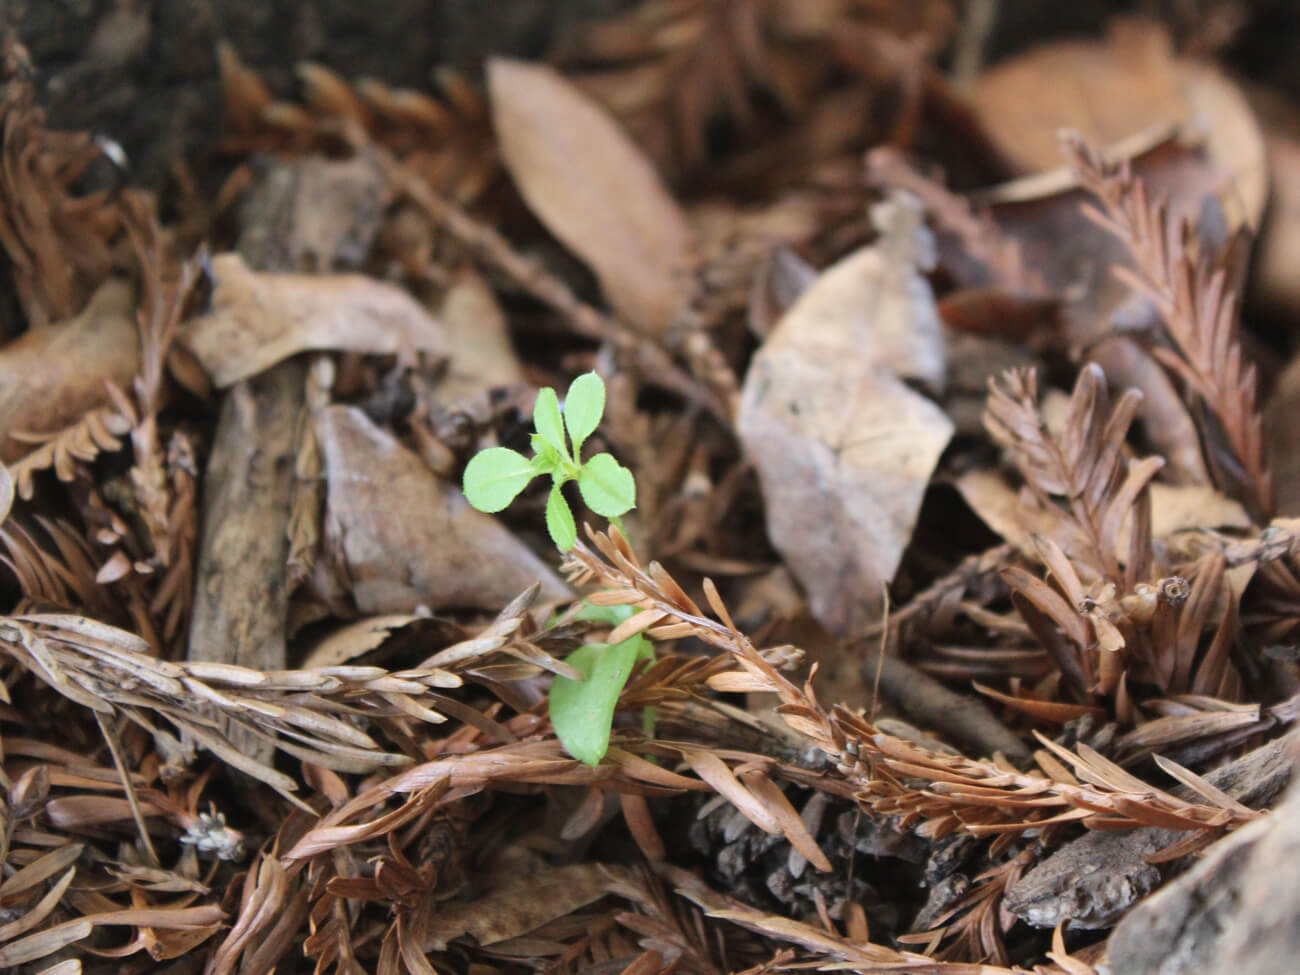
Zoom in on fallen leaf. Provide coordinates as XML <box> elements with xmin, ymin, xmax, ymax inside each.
<box><xmin>1266</xmin><ymin>353</ymin><xmax>1300</xmax><ymax>516</ymax></box>
<box><xmin>299</xmin><ymin>614</ymin><xmax>425</xmax><ymax>669</ymax></box>
<box><xmin>488</xmin><ymin>57</ymin><xmax>696</xmax><ymax>337</ymax></box>
<box><xmin>434</xmin><ymin>269</ymin><xmax>524</xmax><ymax>403</ymax></box>
<box><xmin>0</xmin><ymin>279</ymin><xmax>138</xmax><ymax>463</ymax></box>
<box><xmin>969</xmin><ymin>139</ymin><xmax>1232</xmax><ymax>486</ymax></box>
<box><xmin>316</xmin><ymin>405</ymin><xmax>569</xmax><ymax>613</ymax></box>
<box><xmin>423</xmin><ymin>863</ymin><xmax>621</xmax><ymax>950</ymax></box>
<box><xmin>971</xmin><ymin>17</ymin><xmax>1266</xmax><ymax>228</ymax></box>
<box><xmin>957</xmin><ymin>468</ymin><xmax>1252</xmax><ymax>556</ymax></box>
<box><xmin>737</xmin><ymin>191</ymin><xmax>953</xmax><ymax>633</ymax></box>
<box><xmin>182</xmin><ymin>253</ymin><xmax>445</xmax><ymax>387</ymax></box>
<box><xmin>1247</xmin><ymin>84</ymin><xmax>1300</xmax><ymax>319</ymax></box>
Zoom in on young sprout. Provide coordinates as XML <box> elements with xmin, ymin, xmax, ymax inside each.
<box><xmin>462</xmin><ymin>372</ymin><xmax>644</xmax><ymax>764</ymax></box>
<box><xmin>462</xmin><ymin>372</ymin><xmax>635</xmax><ymax>550</ymax></box>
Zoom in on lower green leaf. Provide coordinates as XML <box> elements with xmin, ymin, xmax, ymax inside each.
<box><xmin>546</xmin><ymin>484</ymin><xmax>577</xmax><ymax>550</ymax></box>
<box><xmin>550</xmin><ymin>635</ymin><xmax>646</xmax><ymax>765</ymax></box>
<box><xmin>462</xmin><ymin>447</ymin><xmax>537</xmax><ymax>513</ymax></box>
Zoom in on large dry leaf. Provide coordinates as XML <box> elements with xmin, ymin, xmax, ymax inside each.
<box><xmin>434</xmin><ymin>269</ymin><xmax>524</xmax><ymax>403</ymax></box>
<box><xmin>488</xmin><ymin>57</ymin><xmax>696</xmax><ymax>337</ymax></box>
<box><xmin>737</xmin><ymin>192</ymin><xmax>952</xmax><ymax>634</ymax></box>
<box><xmin>316</xmin><ymin>405</ymin><xmax>568</xmax><ymax>612</ymax></box>
<box><xmin>0</xmin><ymin>279</ymin><xmax>138</xmax><ymax>463</ymax></box>
<box><xmin>182</xmin><ymin>253</ymin><xmax>445</xmax><ymax>387</ymax></box>
<box><xmin>972</xmin><ymin>17</ymin><xmax>1266</xmax><ymax>228</ymax></box>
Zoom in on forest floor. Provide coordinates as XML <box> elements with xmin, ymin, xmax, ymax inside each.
<box><xmin>2</xmin><ymin>2</ymin><xmax>1300</xmax><ymax>973</ymax></box>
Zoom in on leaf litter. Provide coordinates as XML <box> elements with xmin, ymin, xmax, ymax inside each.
<box><xmin>2</xmin><ymin>6</ymin><xmax>1300</xmax><ymax>975</ymax></box>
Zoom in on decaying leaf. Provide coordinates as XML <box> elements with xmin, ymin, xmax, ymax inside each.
<box><xmin>182</xmin><ymin>253</ymin><xmax>446</xmax><ymax>387</ymax></box>
<box><xmin>0</xmin><ymin>279</ymin><xmax>138</xmax><ymax>463</ymax></box>
<box><xmin>971</xmin><ymin>16</ymin><xmax>1266</xmax><ymax>229</ymax></box>
<box><xmin>316</xmin><ymin>405</ymin><xmax>569</xmax><ymax>612</ymax></box>
<box><xmin>737</xmin><ymin>191</ymin><xmax>952</xmax><ymax>633</ymax></box>
<box><xmin>488</xmin><ymin>57</ymin><xmax>697</xmax><ymax>337</ymax></box>
<box><xmin>424</xmin><ymin>864</ymin><xmax>626</xmax><ymax>950</ymax></box>
<box><xmin>434</xmin><ymin>269</ymin><xmax>524</xmax><ymax>404</ymax></box>
<box><xmin>957</xmin><ymin>469</ymin><xmax>1252</xmax><ymax>558</ymax></box>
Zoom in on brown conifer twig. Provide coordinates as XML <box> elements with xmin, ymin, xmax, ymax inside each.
<box><xmin>1062</xmin><ymin>132</ymin><xmax>1273</xmax><ymax>518</ymax></box>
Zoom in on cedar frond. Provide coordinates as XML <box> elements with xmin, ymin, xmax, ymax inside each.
<box><xmin>7</xmin><ymin>405</ymin><xmax>134</xmax><ymax>499</ymax></box>
<box><xmin>0</xmin><ymin>77</ymin><xmax>122</xmax><ymax>328</ymax></box>
<box><xmin>566</xmin><ymin>527</ymin><xmax>1259</xmax><ymax>849</ymax></box>
<box><xmin>1063</xmin><ymin>132</ymin><xmax>1273</xmax><ymax>518</ymax></box>
<box><xmin>985</xmin><ymin>364</ymin><xmax>1159</xmax><ymax>587</ymax></box>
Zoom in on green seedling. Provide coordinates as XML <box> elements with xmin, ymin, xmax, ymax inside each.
<box><xmin>462</xmin><ymin>372</ymin><xmax>635</xmax><ymax>551</ymax></box>
<box><xmin>462</xmin><ymin>372</ymin><xmax>644</xmax><ymax>764</ymax></box>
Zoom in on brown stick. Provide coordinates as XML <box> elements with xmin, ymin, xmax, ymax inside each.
<box><xmin>858</xmin><ymin>647</ymin><xmax>1031</xmax><ymax>764</ymax></box>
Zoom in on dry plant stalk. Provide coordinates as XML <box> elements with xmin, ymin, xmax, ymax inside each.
<box><xmin>1063</xmin><ymin>132</ymin><xmax>1273</xmax><ymax>518</ymax></box>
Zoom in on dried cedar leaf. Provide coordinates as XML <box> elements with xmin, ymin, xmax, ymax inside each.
<box><xmin>183</xmin><ymin>254</ymin><xmax>446</xmax><ymax>387</ymax></box>
<box><xmin>316</xmin><ymin>405</ymin><xmax>569</xmax><ymax>612</ymax></box>
<box><xmin>737</xmin><ymin>192</ymin><xmax>952</xmax><ymax>633</ymax></box>
<box><xmin>488</xmin><ymin>58</ymin><xmax>696</xmax><ymax>337</ymax></box>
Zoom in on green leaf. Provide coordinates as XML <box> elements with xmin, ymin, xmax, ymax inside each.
<box><xmin>563</xmin><ymin>372</ymin><xmax>605</xmax><ymax>459</ymax></box>
<box><xmin>577</xmin><ymin>453</ymin><xmax>636</xmax><ymax>517</ymax></box>
<box><xmin>462</xmin><ymin>447</ymin><xmax>537</xmax><ymax>513</ymax></box>
<box><xmin>533</xmin><ymin>387</ymin><xmax>569</xmax><ymax>460</ymax></box>
<box><xmin>550</xmin><ymin>636</ymin><xmax>645</xmax><ymax>765</ymax></box>
<box><xmin>530</xmin><ymin>435</ymin><xmax>562</xmax><ymax>474</ymax></box>
<box><xmin>546</xmin><ymin>484</ymin><xmax>577</xmax><ymax>550</ymax></box>
<box><xmin>574</xmin><ymin>602</ymin><xmax>636</xmax><ymax>626</ymax></box>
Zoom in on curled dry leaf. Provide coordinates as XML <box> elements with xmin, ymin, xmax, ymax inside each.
<box><xmin>316</xmin><ymin>405</ymin><xmax>569</xmax><ymax>613</ymax></box>
<box><xmin>737</xmin><ymin>191</ymin><xmax>952</xmax><ymax>633</ymax></box>
<box><xmin>971</xmin><ymin>16</ymin><xmax>1266</xmax><ymax>229</ymax></box>
<box><xmin>0</xmin><ymin>279</ymin><xmax>138</xmax><ymax>463</ymax></box>
<box><xmin>488</xmin><ymin>57</ymin><xmax>696</xmax><ymax>337</ymax></box>
<box><xmin>182</xmin><ymin>253</ymin><xmax>445</xmax><ymax>387</ymax></box>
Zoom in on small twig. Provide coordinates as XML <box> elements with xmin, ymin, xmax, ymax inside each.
<box><xmin>1064</xmin><ymin>132</ymin><xmax>1273</xmax><ymax>518</ymax></box>
<box><xmin>858</xmin><ymin>646</ymin><xmax>1031</xmax><ymax>764</ymax></box>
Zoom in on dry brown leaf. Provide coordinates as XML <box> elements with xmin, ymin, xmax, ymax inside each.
<box><xmin>488</xmin><ymin>57</ymin><xmax>696</xmax><ymax>337</ymax></box>
<box><xmin>1248</xmin><ymin>85</ymin><xmax>1300</xmax><ymax>318</ymax></box>
<box><xmin>1266</xmin><ymin>352</ymin><xmax>1300</xmax><ymax>517</ymax></box>
<box><xmin>0</xmin><ymin>279</ymin><xmax>138</xmax><ymax>463</ymax></box>
<box><xmin>957</xmin><ymin>469</ymin><xmax>1251</xmax><ymax>557</ymax></box>
<box><xmin>182</xmin><ymin>253</ymin><xmax>445</xmax><ymax>387</ymax></box>
<box><xmin>737</xmin><ymin>191</ymin><xmax>952</xmax><ymax>633</ymax></box>
<box><xmin>971</xmin><ymin>17</ymin><xmax>1266</xmax><ymax>228</ymax></box>
<box><xmin>316</xmin><ymin>405</ymin><xmax>569</xmax><ymax>612</ymax></box>
<box><xmin>423</xmin><ymin>863</ymin><xmax>623</xmax><ymax>950</ymax></box>
<box><xmin>299</xmin><ymin>614</ymin><xmax>425</xmax><ymax>669</ymax></box>
<box><xmin>434</xmin><ymin>269</ymin><xmax>524</xmax><ymax>403</ymax></box>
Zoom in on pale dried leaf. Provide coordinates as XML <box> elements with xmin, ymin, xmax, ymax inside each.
<box><xmin>183</xmin><ymin>253</ymin><xmax>446</xmax><ymax>387</ymax></box>
<box><xmin>737</xmin><ymin>191</ymin><xmax>952</xmax><ymax>633</ymax></box>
